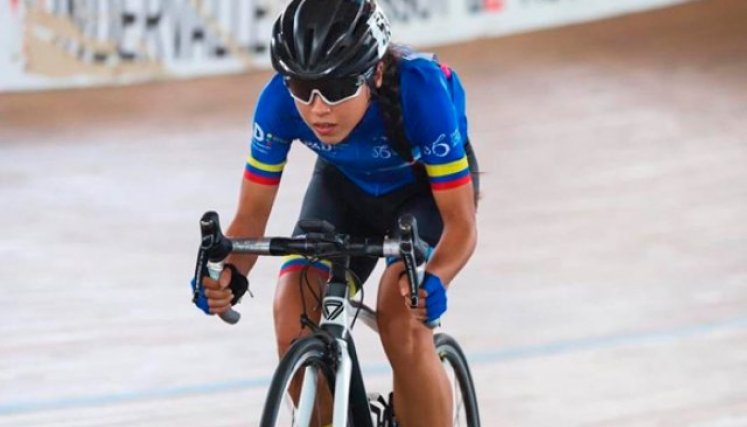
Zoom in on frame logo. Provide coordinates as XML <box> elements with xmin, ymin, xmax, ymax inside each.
<box><xmin>323</xmin><ymin>300</ymin><xmax>344</xmax><ymax>320</ymax></box>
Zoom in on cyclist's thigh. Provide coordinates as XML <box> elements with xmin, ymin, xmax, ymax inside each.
<box><xmin>376</xmin><ymin>189</ymin><xmax>442</xmax><ymax>320</ymax></box>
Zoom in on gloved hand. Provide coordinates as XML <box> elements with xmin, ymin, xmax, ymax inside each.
<box><xmin>398</xmin><ymin>271</ymin><xmax>447</xmax><ymax>326</ymax></box>
<box><xmin>191</xmin><ymin>264</ymin><xmax>248</xmax><ymax>315</ymax></box>
<box><xmin>421</xmin><ymin>272</ymin><xmax>446</xmax><ymax>324</ymax></box>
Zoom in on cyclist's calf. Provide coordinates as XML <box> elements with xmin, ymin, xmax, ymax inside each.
<box><xmin>273</xmin><ymin>270</ymin><xmax>327</xmax><ymax>356</ymax></box>
<box><xmin>272</xmin><ymin>270</ymin><xmax>335</xmax><ymax>425</ymax></box>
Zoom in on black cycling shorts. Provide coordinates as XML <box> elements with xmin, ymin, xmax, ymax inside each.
<box><xmin>289</xmin><ymin>142</ymin><xmax>480</xmax><ymax>287</ymax></box>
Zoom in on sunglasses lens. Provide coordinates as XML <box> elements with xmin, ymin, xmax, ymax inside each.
<box><xmin>284</xmin><ymin>79</ymin><xmax>314</xmax><ymax>103</ymax></box>
<box><xmin>285</xmin><ymin>76</ymin><xmax>363</xmax><ymax>104</ymax></box>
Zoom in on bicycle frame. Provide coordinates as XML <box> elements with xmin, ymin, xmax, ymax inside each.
<box><xmin>297</xmin><ymin>256</ymin><xmax>426</xmax><ymax>426</ymax></box>
<box><xmin>194</xmin><ymin>211</ymin><xmax>430</xmax><ymax>427</ymax></box>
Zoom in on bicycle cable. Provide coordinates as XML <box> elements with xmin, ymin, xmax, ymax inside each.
<box><xmin>346</xmin><ymin>266</ymin><xmax>364</xmax><ymax>330</ymax></box>
<box><xmin>296</xmin><ymin>256</ymin><xmax>366</xmax><ymax>331</ymax></box>
<box><xmin>296</xmin><ymin>256</ymin><xmax>325</xmax><ymax>333</ymax></box>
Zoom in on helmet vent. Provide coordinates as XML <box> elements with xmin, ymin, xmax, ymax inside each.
<box><xmin>328</xmin><ymin>22</ymin><xmax>347</xmax><ymax>42</ymax></box>
<box><xmin>303</xmin><ymin>29</ymin><xmax>315</xmax><ymax>67</ymax></box>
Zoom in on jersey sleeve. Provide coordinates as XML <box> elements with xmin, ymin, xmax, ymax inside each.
<box><xmin>244</xmin><ymin>74</ymin><xmax>294</xmax><ymax>185</ymax></box>
<box><xmin>400</xmin><ymin>59</ymin><xmax>471</xmax><ymax>191</ymax></box>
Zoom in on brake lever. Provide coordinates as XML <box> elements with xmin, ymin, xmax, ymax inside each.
<box><xmin>398</xmin><ymin>215</ymin><xmax>420</xmax><ymax>308</ymax></box>
<box><xmin>398</xmin><ymin>215</ymin><xmax>440</xmax><ymax>329</ymax></box>
<box><xmin>196</xmin><ymin>211</ymin><xmax>240</xmax><ymax>325</ymax></box>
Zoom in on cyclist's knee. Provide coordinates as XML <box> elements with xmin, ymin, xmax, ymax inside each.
<box><xmin>380</xmin><ymin>314</ymin><xmax>434</xmax><ymax>367</ymax></box>
<box><xmin>377</xmin><ymin>266</ymin><xmax>434</xmax><ymax>365</ymax></box>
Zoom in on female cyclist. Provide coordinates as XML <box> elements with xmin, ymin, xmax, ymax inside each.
<box><xmin>196</xmin><ymin>0</ymin><xmax>479</xmax><ymax>425</ymax></box>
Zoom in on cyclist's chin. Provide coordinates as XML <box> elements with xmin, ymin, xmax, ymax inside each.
<box><xmin>314</xmin><ymin>129</ymin><xmax>349</xmax><ymax>145</ymax></box>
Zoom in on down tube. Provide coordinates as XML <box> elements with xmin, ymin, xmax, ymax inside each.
<box><xmin>333</xmin><ymin>339</ymin><xmax>352</xmax><ymax>426</ymax></box>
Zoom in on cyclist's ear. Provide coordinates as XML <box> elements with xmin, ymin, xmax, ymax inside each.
<box><xmin>374</xmin><ymin>61</ymin><xmax>385</xmax><ymax>88</ymax></box>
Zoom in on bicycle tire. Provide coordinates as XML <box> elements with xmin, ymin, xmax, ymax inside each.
<box><xmin>434</xmin><ymin>333</ymin><xmax>481</xmax><ymax>427</ymax></box>
<box><xmin>260</xmin><ymin>335</ymin><xmax>342</xmax><ymax>427</ymax></box>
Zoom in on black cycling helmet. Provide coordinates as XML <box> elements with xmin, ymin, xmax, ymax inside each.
<box><xmin>271</xmin><ymin>0</ymin><xmax>391</xmax><ymax>79</ymax></box>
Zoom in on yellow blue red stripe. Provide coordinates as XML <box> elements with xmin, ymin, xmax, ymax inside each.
<box><xmin>279</xmin><ymin>255</ymin><xmax>331</xmax><ymax>277</ymax></box>
<box><xmin>278</xmin><ymin>255</ymin><xmax>359</xmax><ymax>295</ymax></box>
<box><xmin>425</xmin><ymin>156</ymin><xmax>471</xmax><ymax>190</ymax></box>
<box><xmin>244</xmin><ymin>154</ymin><xmax>285</xmax><ymax>185</ymax></box>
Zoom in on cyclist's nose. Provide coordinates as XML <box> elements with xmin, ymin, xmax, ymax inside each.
<box><xmin>310</xmin><ymin>93</ymin><xmax>332</xmax><ymax>115</ymax></box>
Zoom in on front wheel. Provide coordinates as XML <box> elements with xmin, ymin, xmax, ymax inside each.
<box><xmin>435</xmin><ymin>333</ymin><xmax>481</xmax><ymax>427</ymax></box>
<box><xmin>260</xmin><ymin>336</ymin><xmax>339</xmax><ymax>427</ymax></box>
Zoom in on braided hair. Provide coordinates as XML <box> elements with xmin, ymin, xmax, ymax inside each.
<box><xmin>373</xmin><ymin>44</ymin><xmax>414</xmax><ymax>163</ymax></box>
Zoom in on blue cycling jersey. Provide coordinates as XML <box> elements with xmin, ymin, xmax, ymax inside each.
<box><xmin>245</xmin><ymin>53</ymin><xmax>471</xmax><ymax>196</ymax></box>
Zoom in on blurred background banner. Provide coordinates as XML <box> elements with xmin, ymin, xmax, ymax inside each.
<box><xmin>0</xmin><ymin>0</ymin><xmax>275</xmax><ymax>91</ymax></box>
<box><xmin>0</xmin><ymin>0</ymin><xmax>691</xmax><ymax>93</ymax></box>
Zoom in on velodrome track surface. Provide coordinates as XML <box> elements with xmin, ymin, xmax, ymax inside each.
<box><xmin>1</xmin><ymin>0</ymin><xmax>746</xmax><ymax>425</ymax></box>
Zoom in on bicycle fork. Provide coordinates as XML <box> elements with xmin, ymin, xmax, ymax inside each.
<box><xmin>321</xmin><ymin>285</ymin><xmax>400</xmax><ymax>426</ymax></box>
<box><xmin>295</xmin><ymin>278</ymin><xmax>359</xmax><ymax>427</ymax></box>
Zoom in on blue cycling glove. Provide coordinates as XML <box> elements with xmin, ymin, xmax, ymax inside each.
<box><xmin>191</xmin><ymin>277</ymin><xmax>211</xmax><ymax>315</ymax></box>
<box><xmin>422</xmin><ymin>272</ymin><xmax>447</xmax><ymax>323</ymax></box>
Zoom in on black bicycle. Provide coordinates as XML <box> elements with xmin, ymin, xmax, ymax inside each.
<box><xmin>193</xmin><ymin>211</ymin><xmax>480</xmax><ymax>426</ymax></box>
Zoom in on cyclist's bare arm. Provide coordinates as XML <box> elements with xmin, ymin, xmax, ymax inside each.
<box><xmin>226</xmin><ymin>179</ymin><xmax>280</xmax><ymax>276</ymax></box>
<box><xmin>425</xmin><ymin>182</ymin><xmax>477</xmax><ymax>287</ymax></box>
<box><xmin>201</xmin><ymin>180</ymin><xmax>279</xmax><ymax>315</ymax></box>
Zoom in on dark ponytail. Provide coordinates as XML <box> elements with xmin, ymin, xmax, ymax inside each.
<box><xmin>374</xmin><ymin>44</ymin><xmax>414</xmax><ymax>162</ymax></box>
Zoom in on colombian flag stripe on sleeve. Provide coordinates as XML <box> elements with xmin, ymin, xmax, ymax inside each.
<box><xmin>425</xmin><ymin>156</ymin><xmax>471</xmax><ymax>191</ymax></box>
<box><xmin>244</xmin><ymin>155</ymin><xmax>285</xmax><ymax>185</ymax></box>
<box><xmin>247</xmin><ymin>155</ymin><xmax>286</xmax><ymax>172</ymax></box>
<box><xmin>431</xmin><ymin>174</ymin><xmax>472</xmax><ymax>190</ymax></box>
<box><xmin>425</xmin><ymin>157</ymin><xmax>469</xmax><ymax>177</ymax></box>
<box><xmin>279</xmin><ymin>255</ymin><xmax>331</xmax><ymax>277</ymax></box>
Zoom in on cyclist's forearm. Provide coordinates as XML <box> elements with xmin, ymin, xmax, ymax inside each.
<box><xmin>426</xmin><ymin>218</ymin><xmax>477</xmax><ymax>287</ymax></box>
<box><xmin>224</xmin><ymin>180</ymin><xmax>279</xmax><ymax>276</ymax></box>
<box><xmin>426</xmin><ymin>182</ymin><xmax>478</xmax><ymax>286</ymax></box>
<box><xmin>224</xmin><ymin>214</ymin><xmax>270</xmax><ymax>276</ymax></box>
